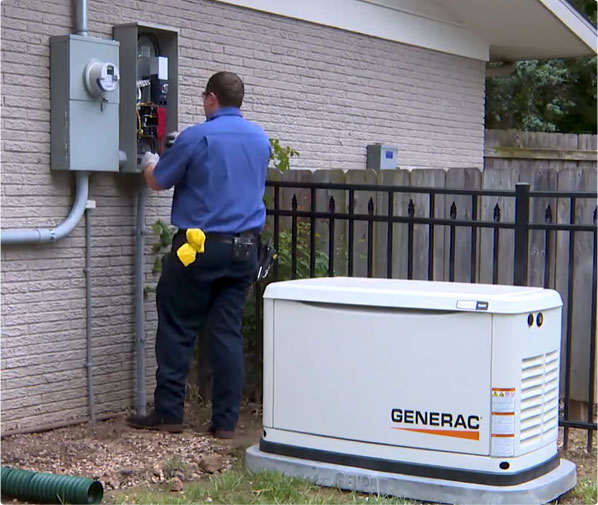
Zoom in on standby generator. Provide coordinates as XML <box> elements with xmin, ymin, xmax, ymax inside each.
<box><xmin>246</xmin><ymin>277</ymin><xmax>576</xmax><ymax>504</ymax></box>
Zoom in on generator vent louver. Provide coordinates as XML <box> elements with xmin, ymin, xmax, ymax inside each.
<box><xmin>520</xmin><ymin>350</ymin><xmax>559</xmax><ymax>451</ymax></box>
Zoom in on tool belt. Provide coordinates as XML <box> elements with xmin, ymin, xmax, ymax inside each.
<box><xmin>205</xmin><ymin>232</ymin><xmax>259</xmax><ymax>246</ymax></box>
<box><xmin>175</xmin><ymin>229</ymin><xmax>259</xmax><ymax>266</ymax></box>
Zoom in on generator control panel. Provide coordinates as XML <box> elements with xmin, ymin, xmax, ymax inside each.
<box><xmin>113</xmin><ymin>23</ymin><xmax>179</xmax><ymax>173</ymax></box>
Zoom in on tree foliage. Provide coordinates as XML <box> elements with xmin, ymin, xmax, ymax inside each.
<box><xmin>485</xmin><ymin>0</ymin><xmax>596</xmax><ymax>133</ymax></box>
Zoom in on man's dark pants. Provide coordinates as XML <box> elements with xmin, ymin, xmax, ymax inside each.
<box><xmin>153</xmin><ymin>231</ymin><xmax>257</xmax><ymax>431</ymax></box>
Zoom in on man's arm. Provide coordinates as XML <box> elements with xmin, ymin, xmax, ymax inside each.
<box><xmin>140</xmin><ymin>152</ymin><xmax>162</xmax><ymax>191</ymax></box>
<box><xmin>144</xmin><ymin>162</ymin><xmax>162</xmax><ymax>191</ymax></box>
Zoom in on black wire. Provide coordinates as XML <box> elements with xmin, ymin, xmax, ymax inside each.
<box><xmin>138</xmin><ymin>32</ymin><xmax>161</xmax><ymax>56</ymax></box>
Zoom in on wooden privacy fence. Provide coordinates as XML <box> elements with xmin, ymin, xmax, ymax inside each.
<box><xmin>255</xmin><ymin>165</ymin><xmax>597</xmax><ymax>449</ymax></box>
<box><xmin>485</xmin><ymin>130</ymin><xmax>597</xmax><ymax>173</ymax></box>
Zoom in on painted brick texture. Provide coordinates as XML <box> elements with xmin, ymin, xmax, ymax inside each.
<box><xmin>1</xmin><ymin>0</ymin><xmax>485</xmax><ymax>432</ymax></box>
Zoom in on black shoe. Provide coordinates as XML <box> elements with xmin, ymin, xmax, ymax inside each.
<box><xmin>127</xmin><ymin>411</ymin><xmax>184</xmax><ymax>433</ymax></box>
<box><xmin>207</xmin><ymin>424</ymin><xmax>235</xmax><ymax>439</ymax></box>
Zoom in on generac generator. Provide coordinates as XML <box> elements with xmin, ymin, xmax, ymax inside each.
<box><xmin>245</xmin><ymin>277</ymin><xmax>576</xmax><ymax>504</ymax></box>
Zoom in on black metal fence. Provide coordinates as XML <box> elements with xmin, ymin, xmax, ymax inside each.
<box><xmin>254</xmin><ymin>179</ymin><xmax>597</xmax><ymax>449</ymax></box>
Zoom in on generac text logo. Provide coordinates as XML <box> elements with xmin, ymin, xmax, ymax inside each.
<box><xmin>391</xmin><ymin>409</ymin><xmax>481</xmax><ymax>440</ymax></box>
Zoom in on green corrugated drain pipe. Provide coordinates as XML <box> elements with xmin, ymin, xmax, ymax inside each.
<box><xmin>1</xmin><ymin>466</ymin><xmax>103</xmax><ymax>504</ymax></box>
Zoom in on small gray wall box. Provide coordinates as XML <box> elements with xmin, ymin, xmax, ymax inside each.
<box><xmin>367</xmin><ymin>143</ymin><xmax>398</xmax><ymax>170</ymax></box>
<box><xmin>50</xmin><ymin>34</ymin><xmax>120</xmax><ymax>172</ymax></box>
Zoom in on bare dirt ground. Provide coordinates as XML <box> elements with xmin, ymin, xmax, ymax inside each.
<box><xmin>1</xmin><ymin>402</ymin><xmax>595</xmax><ymax>504</ymax></box>
<box><xmin>1</xmin><ymin>401</ymin><xmax>264</xmax><ymax>500</ymax></box>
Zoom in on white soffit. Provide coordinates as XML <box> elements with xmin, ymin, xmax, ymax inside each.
<box><xmin>438</xmin><ymin>0</ymin><xmax>597</xmax><ymax>61</ymax></box>
<box><xmin>212</xmin><ymin>0</ymin><xmax>490</xmax><ymax>61</ymax></box>
<box><xmin>212</xmin><ymin>0</ymin><xmax>596</xmax><ymax>61</ymax></box>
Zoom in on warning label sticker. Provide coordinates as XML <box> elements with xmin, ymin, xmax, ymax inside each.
<box><xmin>491</xmin><ymin>388</ymin><xmax>516</xmax><ymax>456</ymax></box>
<box><xmin>491</xmin><ymin>434</ymin><xmax>515</xmax><ymax>457</ymax></box>
<box><xmin>491</xmin><ymin>413</ymin><xmax>515</xmax><ymax>435</ymax></box>
<box><xmin>491</xmin><ymin>388</ymin><xmax>515</xmax><ymax>413</ymax></box>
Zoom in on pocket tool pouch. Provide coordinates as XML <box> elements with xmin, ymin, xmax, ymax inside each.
<box><xmin>232</xmin><ymin>235</ymin><xmax>255</xmax><ymax>262</ymax></box>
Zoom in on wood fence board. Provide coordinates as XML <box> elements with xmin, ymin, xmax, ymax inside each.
<box><xmin>279</xmin><ymin>170</ymin><xmax>315</xmax><ymax>279</ymax></box>
<box><xmin>518</xmin><ymin>167</ymin><xmax>558</xmax><ymax>288</ymax></box>
<box><xmin>375</xmin><ymin>170</ymin><xmax>410</xmax><ymax>279</ymax></box>
<box><xmin>445</xmin><ymin>168</ymin><xmax>482</xmax><ymax>283</ymax></box>
<box><xmin>410</xmin><ymin>169</ymin><xmax>447</xmax><ymax>281</ymax></box>
<box><xmin>484</xmin><ymin>131</ymin><xmax>597</xmax><ymax>172</ymax></box>
<box><xmin>312</xmin><ymin>170</ymin><xmax>347</xmax><ymax>276</ymax></box>
<box><xmin>556</xmin><ymin>168</ymin><xmax>597</xmax><ymax>407</ymax></box>
<box><xmin>480</xmin><ymin>167</ymin><xmax>517</xmax><ymax>285</ymax></box>
<box><xmin>345</xmin><ymin>170</ymin><xmax>378</xmax><ymax>278</ymax></box>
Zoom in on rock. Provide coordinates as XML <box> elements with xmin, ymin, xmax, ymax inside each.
<box><xmin>198</xmin><ymin>454</ymin><xmax>224</xmax><ymax>474</ymax></box>
<box><xmin>170</xmin><ymin>477</ymin><xmax>183</xmax><ymax>492</ymax></box>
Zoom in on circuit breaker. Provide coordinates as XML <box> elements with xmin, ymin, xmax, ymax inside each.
<box><xmin>50</xmin><ymin>35</ymin><xmax>120</xmax><ymax>171</ymax></box>
<box><xmin>113</xmin><ymin>23</ymin><xmax>179</xmax><ymax>173</ymax></box>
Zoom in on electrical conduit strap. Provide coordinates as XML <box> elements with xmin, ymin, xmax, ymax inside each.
<box><xmin>177</xmin><ymin>228</ymin><xmax>206</xmax><ymax>266</ymax></box>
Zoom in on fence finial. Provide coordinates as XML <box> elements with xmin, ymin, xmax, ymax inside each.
<box><xmin>450</xmin><ymin>202</ymin><xmax>457</xmax><ymax>220</ymax></box>
<box><xmin>493</xmin><ymin>203</ymin><xmax>501</xmax><ymax>222</ymax></box>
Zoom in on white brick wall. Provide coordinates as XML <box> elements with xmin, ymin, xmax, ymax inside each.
<box><xmin>1</xmin><ymin>0</ymin><xmax>485</xmax><ymax>432</ymax></box>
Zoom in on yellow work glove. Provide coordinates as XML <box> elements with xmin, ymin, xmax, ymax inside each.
<box><xmin>176</xmin><ymin>228</ymin><xmax>206</xmax><ymax>267</ymax></box>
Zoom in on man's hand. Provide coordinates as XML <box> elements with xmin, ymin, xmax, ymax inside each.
<box><xmin>140</xmin><ymin>151</ymin><xmax>160</xmax><ymax>169</ymax></box>
<box><xmin>141</xmin><ymin>151</ymin><xmax>162</xmax><ymax>191</ymax></box>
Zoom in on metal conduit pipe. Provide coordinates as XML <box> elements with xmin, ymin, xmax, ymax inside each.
<box><xmin>135</xmin><ymin>187</ymin><xmax>147</xmax><ymax>416</ymax></box>
<box><xmin>0</xmin><ymin>171</ymin><xmax>90</xmax><ymax>245</ymax></box>
<box><xmin>75</xmin><ymin>0</ymin><xmax>88</xmax><ymax>36</ymax></box>
<box><xmin>84</xmin><ymin>207</ymin><xmax>96</xmax><ymax>424</ymax></box>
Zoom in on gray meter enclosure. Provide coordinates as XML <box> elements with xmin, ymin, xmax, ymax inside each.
<box><xmin>50</xmin><ymin>35</ymin><xmax>120</xmax><ymax>171</ymax></box>
<box><xmin>113</xmin><ymin>23</ymin><xmax>179</xmax><ymax>173</ymax></box>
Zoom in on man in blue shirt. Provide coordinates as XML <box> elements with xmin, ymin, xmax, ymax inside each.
<box><xmin>128</xmin><ymin>72</ymin><xmax>270</xmax><ymax>438</ymax></box>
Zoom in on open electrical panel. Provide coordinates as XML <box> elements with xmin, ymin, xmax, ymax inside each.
<box><xmin>113</xmin><ymin>23</ymin><xmax>178</xmax><ymax>173</ymax></box>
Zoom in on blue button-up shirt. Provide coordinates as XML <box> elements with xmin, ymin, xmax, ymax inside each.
<box><xmin>153</xmin><ymin>107</ymin><xmax>270</xmax><ymax>233</ymax></box>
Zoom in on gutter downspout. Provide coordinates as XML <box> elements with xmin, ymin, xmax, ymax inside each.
<box><xmin>0</xmin><ymin>171</ymin><xmax>90</xmax><ymax>245</ymax></box>
<box><xmin>135</xmin><ymin>187</ymin><xmax>147</xmax><ymax>416</ymax></box>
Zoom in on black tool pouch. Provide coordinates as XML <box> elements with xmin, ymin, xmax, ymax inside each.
<box><xmin>232</xmin><ymin>236</ymin><xmax>255</xmax><ymax>262</ymax></box>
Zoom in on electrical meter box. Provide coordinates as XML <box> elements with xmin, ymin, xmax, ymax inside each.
<box><xmin>367</xmin><ymin>143</ymin><xmax>398</xmax><ymax>170</ymax></box>
<box><xmin>50</xmin><ymin>34</ymin><xmax>120</xmax><ymax>171</ymax></box>
<box><xmin>113</xmin><ymin>23</ymin><xmax>179</xmax><ymax>173</ymax></box>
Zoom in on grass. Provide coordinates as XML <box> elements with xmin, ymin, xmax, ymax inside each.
<box><xmin>110</xmin><ymin>462</ymin><xmax>598</xmax><ymax>505</ymax></box>
<box><xmin>112</xmin><ymin>467</ymin><xmax>412</xmax><ymax>505</ymax></box>
<box><xmin>109</xmin><ymin>436</ymin><xmax>596</xmax><ymax>505</ymax></box>
<box><xmin>559</xmin><ymin>478</ymin><xmax>598</xmax><ymax>504</ymax></box>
